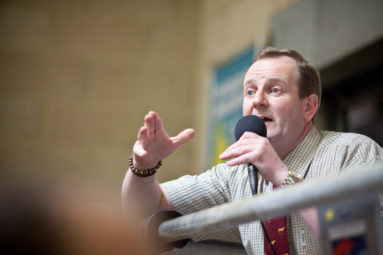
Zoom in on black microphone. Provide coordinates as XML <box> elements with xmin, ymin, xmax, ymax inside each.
<box><xmin>235</xmin><ymin>115</ymin><xmax>267</xmax><ymax>195</ymax></box>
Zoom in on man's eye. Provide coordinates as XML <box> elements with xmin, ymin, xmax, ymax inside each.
<box><xmin>246</xmin><ymin>90</ymin><xmax>255</xmax><ymax>96</ymax></box>
<box><xmin>271</xmin><ymin>87</ymin><xmax>281</xmax><ymax>94</ymax></box>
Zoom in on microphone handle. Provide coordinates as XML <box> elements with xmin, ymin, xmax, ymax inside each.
<box><xmin>248</xmin><ymin>164</ymin><xmax>258</xmax><ymax>195</ymax></box>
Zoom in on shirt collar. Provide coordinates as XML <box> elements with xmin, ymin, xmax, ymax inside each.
<box><xmin>283</xmin><ymin>126</ymin><xmax>322</xmax><ymax>179</ymax></box>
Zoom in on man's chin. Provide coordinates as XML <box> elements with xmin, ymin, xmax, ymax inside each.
<box><xmin>264</xmin><ymin>121</ymin><xmax>274</xmax><ymax>132</ymax></box>
<box><xmin>265</xmin><ymin>127</ymin><xmax>279</xmax><ymax>141</ymax></box>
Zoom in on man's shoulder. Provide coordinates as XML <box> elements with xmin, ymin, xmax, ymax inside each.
<box><xmin>308</xmin><ymin>130</ymin><xmax>383</xmax><ymax>175</ymax></box>
<box><xmin>318</xmin><ymin>130</ymin><xmax>379</xmax><ymax>147</ymax></box>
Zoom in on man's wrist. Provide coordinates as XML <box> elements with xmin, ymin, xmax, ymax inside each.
<box><xmin>273</xmin><ymin>167</ymin><xmax>289</xmax><ymax>188</ymax></box>
<box><xmin>282</xmin><ymin>169</ymin><xmax>304</xmax><ymax>186</ymax></box>
<box><xmin>129</xmin><ymin>155</ymin><xmax>162</xmax><ymax>177</ymax></box>
<box><xmin>132</xmin><ymin>155</ymin><xmax>159</xmax><ymax>170</ymax></box>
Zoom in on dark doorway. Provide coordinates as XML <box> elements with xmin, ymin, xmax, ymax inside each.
<box><xmin>320</xmin><ymin>38</ymin><xmax>383</xmax><ymax>146</ymax></box>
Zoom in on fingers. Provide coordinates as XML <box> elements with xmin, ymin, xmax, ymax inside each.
<box><xmin>220</xmin><ymin>133</ymin><xmax>266</xmax><ymax>164</ymax></box>
<box><xmin>171</xmin><ymin>128</ymin><xmax>195</xmax><ymax>147</ymax></box>
<box><xmin>220</xmin><ymin>145</ymin><xmax>250</xmax><ymax>162</ymax></box>
<box><xmin>144</xmin><ymin>111</ymin><xmax>167</xmax><ymax>138</ymax></box>
<box><xmin>225</xmin><ymin>153</ymin><xmax>253</xmax><ymax>166</ymax></box>
<box><xmin>137</xmin><ymin>111</ymin><xmax>160</xmax><ymax>149</ymax></box>
<box><xmin>137</xmin><ymin>126</ymin><xmax>149</xmax><ymax>148</ymax></box>
<box><xmin>133</xmin><ymin>140</ymin><xmax>148</xmax><ymax>158</ymax></box>
<box><xmin>219</xmin><ymin>143</ymin><xmax>238</xmax><ymax>160</ymax></box>
<box><xmin>136</xmin><ymin>111</ymin><xmax>194</xmax><ymax>162</ymax></box>
<box><xmin>153</xmin><ymin>111</ymin><xmax>164</xmax><ymax>133</ymax></box>
<box><xmin>144</xmin><ymin>112</ymin><xmax>156</xmax><ymax>138</ymax></box>
<box><xmin>220</xmin><ymin>136</ymin><xmax>257</xmax><ymax>160</ymax></box>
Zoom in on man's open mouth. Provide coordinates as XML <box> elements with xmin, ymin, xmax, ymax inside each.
<box><xmin>260</xmin><ymin>116</ymin><xmax>272</xmax><ymax>122</ymax></box>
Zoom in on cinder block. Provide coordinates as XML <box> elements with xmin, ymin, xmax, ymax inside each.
<box><xmin>0</xmin><ymin>98</ymin><xmax>43</xmax><ymax>138</ymax></box>
<box><xmin>0</xmin><ymin>0</ymin><xmax>204</xmax><ymax>184</ymax></box>
<box><xmin>0</xmin><ymin>52</ymin><xmax>87</xmax><ymax>99</ymax></box>
<box><xmin>87</xmin><ymin>62</ymin><xmax>139</xmax><ymax>101</ymax></box>
<box><xmin>0</xmin><ymin>138</ymin><xmax>45</xmax><ymax>176</ymax></box>
<box><xmin>0</xmin><ymin>7</ymin><xmax>49</xmax><ymax>51</ymax></box>
<box><xmin>50</xmin><ymin>103</ymin><xmax>133</xmax><ymax>149</ymax></box>
<box><xmin>50</xmin><ymin>10</ymin><xmax>143</xmax><ymax>61</ymax></box>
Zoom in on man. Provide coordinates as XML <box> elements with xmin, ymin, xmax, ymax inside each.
<box><xmin>122</xmin><ymin>47</ymin><xmax>383</xmax><ymax>254</ymax></box>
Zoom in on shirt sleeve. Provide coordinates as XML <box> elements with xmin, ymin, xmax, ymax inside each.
<box><xmin>161</xmin><ymin>163</ymin><xmax>235</xmax><ymax>215</ymax></box>
<box><xmin>161</xmin><ymin>163</ymin><xmax>244</xmax><ymax>243</ymax></box>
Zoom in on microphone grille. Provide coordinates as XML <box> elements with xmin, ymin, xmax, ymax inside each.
<box><xmin>234</xmin><ymin>115</ymin><xmax>267</xmax><ymax>141</ymax></box>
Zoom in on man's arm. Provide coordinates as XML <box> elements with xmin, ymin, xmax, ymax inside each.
<box><xmin>121</xmin><ymin>170</ymin><xmax>174</xmax><ymax>214</ymax></box>
<box><xmin>121</xmin><ymin>111</ymin><xmax>194</xmax><ymax>215</ymax></box>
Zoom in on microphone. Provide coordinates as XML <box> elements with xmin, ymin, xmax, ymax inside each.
<box><xmin>234</xmin><ymin>115</ymin><xmax>267</xmax><ymax>195</ymax></box>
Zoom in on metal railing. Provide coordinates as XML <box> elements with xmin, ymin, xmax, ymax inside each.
<box><xmin>158</xmin><ymin>162</ymin><xmax>383</xmax><ymax>243</ymax></box>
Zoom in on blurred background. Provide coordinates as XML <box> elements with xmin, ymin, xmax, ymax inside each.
<box><xmin>0</xmin><ymin>0</ymin><xmax>382</xmax><ymax>204</ymax></box>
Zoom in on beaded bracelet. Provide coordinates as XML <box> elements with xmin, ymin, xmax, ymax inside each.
<box><xmin>129</xmin><ymin>155</ymin><xmax>162</xmax><ymax>177</ymax></box>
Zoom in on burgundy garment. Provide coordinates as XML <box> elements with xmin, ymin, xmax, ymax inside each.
<box><xmin>263</xmin><ymin>216</ymin><xmax>290</xmax><ymax>255</ymax></box>
<box><xmin>264</xmin><ymin>184</ymin><xmax>290</xmax><ymax>255</ymax></box>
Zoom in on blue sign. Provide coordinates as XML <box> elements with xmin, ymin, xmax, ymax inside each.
<box><xmin>205</xmin><ymin>47</ymin><xmax>255</xmax><ymax>168</ymax></box>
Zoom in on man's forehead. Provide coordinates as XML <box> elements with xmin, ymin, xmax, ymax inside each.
<box><xmin>244</xmin><ymin>56</ymin><xmax>298</xmax><ymax>82</ymax></box>
<box><xmin>250</xmin><ymin>56</ymin><xmax>297</xmax><ymax>70</ymax></box>
<box><xmin>243</xmin><ymin>76</ymin><xmax>286</xmax><ymax>86</ymax></box>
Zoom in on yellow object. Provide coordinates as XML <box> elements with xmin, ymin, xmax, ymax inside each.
<box><xmin>278</xmin><ymin>227</ymin><xmax>285</xmax><ymax>233</ymax></box>
<box><xmin>325</xmin><ymin>209</ymin><xmax>335</xmax><ymax>221</ymax></box>
<box><xmin>213</xmin><ymin>121</ymin><xmax>229</xmax><ymax>165</ymax></box>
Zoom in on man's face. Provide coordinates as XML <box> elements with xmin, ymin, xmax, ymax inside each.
<box><xmin>242</xmin><ymin>56</ymin><xmax>309</xmax><ymax>153</ymax></box>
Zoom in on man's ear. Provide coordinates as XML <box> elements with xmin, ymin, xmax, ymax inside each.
<box><xmin>303</xmin><ymin>94</ymin><xmax>319</xmax><ymax>123</ymax></box>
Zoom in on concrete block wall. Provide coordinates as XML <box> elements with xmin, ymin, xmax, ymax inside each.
<box><xmin>0</xmin><ymin>0</ymin><xmax>200</xmax><ymax>200</ymax></box>
<box><xmin>0</xmin><ymin>0</ymin><xmax>297</xmax><ymax>202</ymax></box>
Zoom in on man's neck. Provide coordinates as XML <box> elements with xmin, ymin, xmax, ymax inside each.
<box><xmin>279</xmin><ymin>123</ymin><xmax>313</xmax><ymax>160</ymax></box>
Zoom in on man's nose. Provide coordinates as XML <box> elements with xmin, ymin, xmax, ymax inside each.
<box><xmin>252</xmin><ymin>90</ymin><xmax>268</xmax><ymax>108</ymax></box>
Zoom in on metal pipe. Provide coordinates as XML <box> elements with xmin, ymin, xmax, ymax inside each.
<box><xmin>158</xmin><ymin>161</ymin><xmax>383</xmax><ymax>242</ymax></box>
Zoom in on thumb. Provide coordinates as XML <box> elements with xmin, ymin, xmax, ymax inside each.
<box><xmin>172</xmin><ymin>128</ymin><xmax>195</xmax><ymax>147</ymax></box>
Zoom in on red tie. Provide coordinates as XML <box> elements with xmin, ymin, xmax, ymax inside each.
<box><xmin>263</xmin><ymin>185</ymin><xmax>290</xmax><ymax>255</ymax></box>
<box><xmin>263</xmin><ymin>216</ymin><xmax>290</xmax><ymax>255</ymax></box>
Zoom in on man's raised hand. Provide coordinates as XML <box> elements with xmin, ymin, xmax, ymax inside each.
<box><xmin>132</xmin><ymin>111</ymin><xmax>195</xmax><ymax>170</ymax></box>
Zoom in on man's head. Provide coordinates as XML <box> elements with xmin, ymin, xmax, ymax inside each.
<box><xmin>253</xmin><ymin>47</ymin><xmax>321</xmax><ymax>108</ymax></box>
<box><xmin>242</xmin><ymin>47</ymin><xmax>320</xmax><ymax>158</ymax></box>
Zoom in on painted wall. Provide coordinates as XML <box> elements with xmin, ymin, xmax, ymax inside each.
<box><xmin>0</xmin><ymin>0</ymin><xmax>297</xmax><ymax>201</ymax></box>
